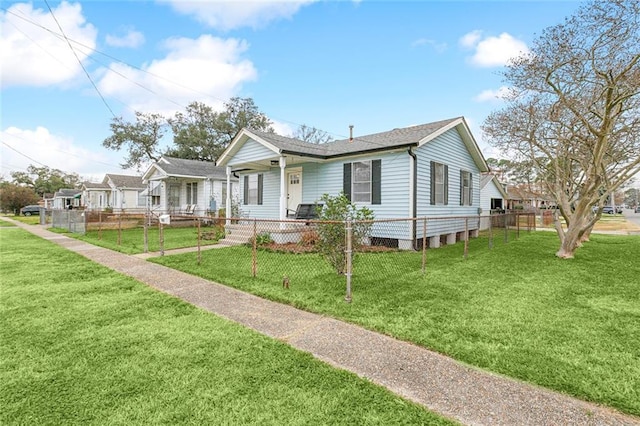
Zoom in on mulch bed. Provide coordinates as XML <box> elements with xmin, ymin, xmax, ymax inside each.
<box><xmin>257</xmin><ymin>243</ymin><xmax>398</xmax><ymax>254</ymax></box>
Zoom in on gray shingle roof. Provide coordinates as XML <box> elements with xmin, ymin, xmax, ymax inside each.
<box><xmin>157</xmin><ymin>156</ymin><xmax>230</xmax><ymax>180</ymax></box>
<box><xmin>248</xmin><ymin>117</ymin><xmax>462</xmax><ymax>158</ymax></box>
<box><xmin>82</xmin><ymin>181</ymin><xmax>111</xmax><ymax>190</ymax></box>
<box><xmin>54</xmin><ymin>188</ymin><xmax>81</xmax><ymax>197</ymax></box>
<box><xmin>105</xmin><ymin>174</ymin><xmax>144</xmax><ymax>189</ymax></box>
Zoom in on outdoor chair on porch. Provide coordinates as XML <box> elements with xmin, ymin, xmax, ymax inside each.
<box><xmin>287</xmin><ymin>203</ymin><xmax>323</xmax><ymax>221</ymax></box>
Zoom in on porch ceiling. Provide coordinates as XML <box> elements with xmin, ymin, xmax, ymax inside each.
<box><xmin>230</xmin><ymin>154</ymin><xmax>323</xmax><ymax>172</ymax></box>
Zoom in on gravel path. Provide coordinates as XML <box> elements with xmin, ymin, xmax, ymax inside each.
<box><xmin>10</xmin><ymin>220</ymin><xmax>640</xmax><ymax>426</ymax></box>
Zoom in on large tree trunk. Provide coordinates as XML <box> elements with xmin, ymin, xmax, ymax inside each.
<box><xmin>556</xmin><ymin>224</ymin><xmax>583</xmax><ymax>258</ymax></box>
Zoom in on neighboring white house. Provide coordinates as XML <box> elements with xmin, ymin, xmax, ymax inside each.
<box><xmin>479</xmin><ymin>173</ymin><xmax>508</xmax><ymax>230</ymax></box>
<box><xmin>142</xmin><ymin>156</ymin><xmax>239</xmax><ymax>217</ymax></box>
<box><xmin>80</xmin><ymin>180</ymin><xmax>111</xmax><ymax>211</ymax></box>
<box><xmin>53</xmin><ymin>188</ymin><xmax>82</xmax><ymax>209</ymax></box>
<box><xmin>216</xmin><ymin>117</ymin><xmax>490</xmax><ymax>249</ymax></box>
<box><xmin>105</xmin><ymin>174</ymin><xmax>145</xmax><ymax>212</ymax></box>
<box><xmin>80</xmin><ymin>174</ymin><xmax>145</xmax><ymax>212</ymax></box>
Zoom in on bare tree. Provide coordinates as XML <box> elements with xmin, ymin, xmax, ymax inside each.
<box><xmin>292</xmin><ymin>124</ymin><xmax>334</xmax><ymax>144</ymax></box>
<box><xmin>482</xmin><ymin>0</ymin><xmax>640</xmax><ymax>258</ymax></box>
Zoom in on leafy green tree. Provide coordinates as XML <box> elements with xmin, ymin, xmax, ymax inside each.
<box><xmin>164</xmin><ymin>97</ymin><xmax>274</xmax><ymax>162</ymax></box>
<box><xmin>0</xmin><ymin>182</ymin><xmax>40</xmax><ymax>214</ymax></box>
<box><xmin>166</xmin><ymin>101</ymin><xmax>224</xmax><ymax>162</ymax></box>
<box><xmin>315</xmin><ymin>192</ymin><xmax>374</xmax><ymax>274</ymax></box>
<box><xmin>103</xmin><ymin>111</ymin><xmax>166</xmax><ymax>170</ymax></box>
<box><xmin>11</xmin><ymin>165</ymin><xmax>80</xmax><ymax>197</ymax></box>
<box><xmin>218</xmin><ymin>97</ymin><xmax>274</xmax><ymax>142</ymax></box>
<box><xmin>482</xmin><ymin>0</ymin><xmax>640</xmax><ymax>258</ymax></box>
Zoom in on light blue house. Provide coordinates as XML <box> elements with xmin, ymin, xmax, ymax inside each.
<box><xmin>216</xmin><ymin>117</ymin><xmax>489</xmax><ymax>248</ymax></box>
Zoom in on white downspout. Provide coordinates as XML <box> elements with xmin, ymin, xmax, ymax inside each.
<box><xmin>226</xmin><ymin>166</ymin><xmax>232</xmax><ymax>226</ymax></box>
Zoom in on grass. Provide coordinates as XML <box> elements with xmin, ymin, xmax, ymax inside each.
<box><xmin>151</xmin><ymin>231</ymin><xmax>640</xmax><ymax>416</ymax></box>
<box><xmin>0</xmin><ymin>227</ymin><xmax>453</xmax><ymax>425</ymax></box>
<box><xmin>4</xmin><ymin>214</ymin><xmax>40</xmax><ymax>225</ymax></box>
<box><xmin>71</xmin><ymin>226</ymin><xmax>222</xmax><ymax>254</ymax></box>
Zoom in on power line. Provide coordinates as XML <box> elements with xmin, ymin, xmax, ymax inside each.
<box><xmin>1</xmin><ymin>141</ymin><xmax>48</xmax><ymax>167</ymax></box>
<box><xmin>2</xmin><ymin>3</ymin><xmax>432</xmax><ymax>153</ymax></box>
<box><xmin>43</xmin><ymin>0</ymin><xmax>116</xmax><ymax>118</ymax></box>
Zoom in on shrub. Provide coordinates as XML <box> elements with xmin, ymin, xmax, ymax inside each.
<box><xmin>250</xmin><ymin>232</ymin><xmax>274</xmax><ymax>246</ymax></box>
<box><xmin>299</xmin><ymin>230</ymin><xmax>319</xmax><ymax>247</ymax></box>
<box><xmin>315</xmin><ymin>192</ymin><xmax>374</xmax><ymax>274</ymax></box>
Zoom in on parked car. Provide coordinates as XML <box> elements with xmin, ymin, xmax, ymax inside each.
<box><xmin>601</xmin><ymin>206</ymin><xmax>623</xmax><ymax>215</ymax></box>
<box><xmin>635</xmin><ymin>205</ymin><xmax>640</xmax><ymax>213</ymax></box>
<box><xmin>20</xmin><ymin>205</ymin><xmax>42</xmax><ymax>216</ymax></box>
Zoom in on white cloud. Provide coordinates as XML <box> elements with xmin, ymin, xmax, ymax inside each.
<box><xmin>474</xmin><ymin>86</ymin><xmax>512</xmax><ymax>102</ymax></box>
<box><xmin>271</xmin><ymin>120</ymin><xmax>294</xmax><ymax>138</ymax></box>
<box><xmin>96</xmin><ymin>35</ymin><xmax>257</xmax><ymax>116</ymax></box>
<box><xmin>105</xmin><ymin>28</ymin><xmax>145</xmax><ymax>48</ymax></box>
<box><xmin>459</xmin><ymin>30</ymin><xmax>482</xmax><ymax>49</ymax></box>
<box><xmin>0</xmin><ymin>1</ymin><xmax>97</xmax><ymax>88</ymax></box>
<box><xmin>1</xmin><ymin>126</ymin><xmax>122</xmax><ymax>181</ymax></box>
<box><xmin>459</xmin><ymin>31</ymin><xmax>529</xmax><ymax>67</ymax></box>
<box><xmin>161</xmin><ymin>0</ymin><xmax>315</xmax><ymax>31</ymax></box>
<box><xmin>411</xmin><ymin>38</ymin><xmax>447</xmax><ymax>53</ymax></box>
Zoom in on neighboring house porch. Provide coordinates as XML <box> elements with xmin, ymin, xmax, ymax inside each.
<box><xmin>142</xmin><ymin>156</ymin><xmax>239</xmax><ymax>218</ymax></box>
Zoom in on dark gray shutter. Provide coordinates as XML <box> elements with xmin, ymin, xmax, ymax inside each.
<box><xmin>343</xmin><ymin>163</ymin><xmax>352</xmax><ymax>201</ymax></box>
<box><xmin>469</xmin><ymin>173</ymin><xmax>473</xmax><ymax>205</ymax></box>
<box><xmin>257</xmin><ymin>174</ymin><xmax>263</xmax><ymax>205</ymax></box>
<box><xmin>430</xmin><ymin>161</ymin><xmax>435</xmax><ymax>205</ymax></box>
<box><xmin>444</xmin><ymin>165</ymin><xmax>449</xmax><ymax>205</ymax></box>
<box><xmin>243</xmin><ymin>176</ymin><xmax>248</xmax><ymax>205</ymax></box>
<box><xmin>372</xmin><ymin>159</ymin><xmax>381</xmax><ymax>205</ymax></box>
<box><xmin>460</xmin><ymin>170</ymin><xmax>464</xmax><ymax>206</ymax></box>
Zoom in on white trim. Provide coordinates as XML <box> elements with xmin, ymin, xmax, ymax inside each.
<box><xmin>286</xmin><ymin>167</ymin><xmax>303</xmax><ymax>213</ymax></box>
<box><xmin>217</xmin><ymin>129</ymin><xmax>281</xmax><ymax>167</ymax></box>
<box><xmin>279</xmin><ymin>157</ymin><xmax>287</xmax><ymax>223</ymax></box>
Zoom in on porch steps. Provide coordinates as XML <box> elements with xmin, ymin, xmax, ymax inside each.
<box><xmin>218</xmin><ymin>221</ymin><xmax>271</xmax><ymax>246</ymax></box>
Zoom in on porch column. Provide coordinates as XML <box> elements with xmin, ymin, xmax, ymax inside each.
<box><xmin>279</xmin><ymin>157</ymin><xmax>287</xmax><ymax>225</ymax></box>
<box><xmin>226</xmin><ymin>166</ymin><xmax>232</xmax><ymax>226</ymax></box>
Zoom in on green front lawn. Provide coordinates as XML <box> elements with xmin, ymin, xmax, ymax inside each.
<box><xmin>0</xmin><ymin>227</ymin><xmax>452</xmax><ymax>425</ymax></box>
<box><xmin>151</xmin><ymin>232</ymin><xmax>640</xmax><ymax>416</ymax></box>
<box><xmin>72</xmin><ymin>225</ymin><xmax>223</xmax><ymax>254</ymax></box>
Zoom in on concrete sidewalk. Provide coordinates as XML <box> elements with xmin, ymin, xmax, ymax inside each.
<box><xmin>7</xmin><ymin>220</ymin><xmax>639</xmax><ymax>426</ymax></box>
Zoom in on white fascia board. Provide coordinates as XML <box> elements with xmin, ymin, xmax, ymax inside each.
<box><xmin>417</xmin><ymin>117</ymin><xmax>489</xmax><ymax>172</ymax></box>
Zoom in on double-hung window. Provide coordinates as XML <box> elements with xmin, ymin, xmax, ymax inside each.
<box><xmin>430</xmin><ymin>161</ymin><xmax>448</xmax><ymax>205</ymax></box>
<box><xmin>243</xmin><ymin>174</ymin><xmax>263</xmax><ymax>205</ymax></box>
<box><xmin>186</xmin><ymin>182</ymin><xmax>198</xmax><ymax>205</ymax></box>
<box><xmin>343</xmin><ymin>160</ymin><xmax>381</xmax><ymax>204</ymax></box>
<box><xmin>460</xmin><ymin>171</ymin><xmax>472</xmax><ymax>206</ymax></box>
<box><xmin>352</xmin><ymin>161</ymin><xmax>372</xmax><ymax>203</ymax></box>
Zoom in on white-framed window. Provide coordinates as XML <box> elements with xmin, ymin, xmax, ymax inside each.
<box><xmin>434</xmin><ymin>162</ymin><xmax>445</xmax><ymax>205</ymax></box>
<box><xmin>186</xmin><ymin>182</ymin><xmax>198</xmax><ymax>205</ymax></box>
<box><xmin>244</xmin><ymin>175</ymin><xmax>262</xmax><ymax>205</ymax></box>
<box><xmin>248</xmin><ymin>175</ymin><xmax>258</xmax><ymax>204</ymax></box>
<box><xmin>352</xmin><ymin>160</ymin><xmax>372</xmax><ymax>203</ymax></box>
<box><xmin>461</xmin><ymin>171</ymin><xmax>472</xmax><ymax>206</ymax></box>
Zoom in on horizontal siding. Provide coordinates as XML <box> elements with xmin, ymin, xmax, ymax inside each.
<box><xmin>416</xmin><ymin>127</ymin><xmax>481</xmax><ymax>219</ymax></box>
<box><xmin>480</xmin><ymin>181</ymin><xmax>504</xmax><ymax>212</ymax></box>
<box><xmin>309</xmin><ymin>151</ymin><xmax>412</xmax><ymax>218</ymax></box>
<box><xmin>229</xmin><ymin>139</ymin><xmax>276</xmax><ymax>166</ymax></box>
<box><xmin>237</xmin><ymin>169</ymin><xmax>280</xmax><ymax>219</ymax></box>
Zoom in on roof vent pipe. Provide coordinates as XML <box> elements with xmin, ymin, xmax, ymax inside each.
<box><xmin>349</xmin><ymin>125</ymin><xmax>354</xmax><ymax>143</ymax></box>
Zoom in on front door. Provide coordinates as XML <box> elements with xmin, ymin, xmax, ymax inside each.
<box><xmin>287</xmin><ymin>169</ymin><xmax>302</xmax><ymax>214</ymax></box>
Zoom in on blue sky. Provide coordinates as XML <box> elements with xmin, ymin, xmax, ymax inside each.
<box><xmin>1</xmin><ymin>0</ymin><xmax>582</xmax><ymax>181</ymax></box>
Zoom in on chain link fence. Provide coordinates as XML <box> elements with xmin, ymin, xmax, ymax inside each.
<box><xmin>202</xmin><ymin>212</ymin><xmax>535</xmax><ymax>302</ymax></box>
